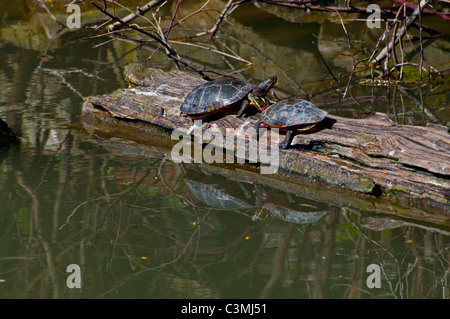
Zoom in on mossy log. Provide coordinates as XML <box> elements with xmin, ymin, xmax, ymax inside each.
<box><xmin>81</xmin><ymin>65</ymin><xmax>450</xmax><ymax>209</ymax></box>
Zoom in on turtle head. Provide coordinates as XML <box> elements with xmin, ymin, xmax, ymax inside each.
<box><xmin>248</xmin><ymin>92</ymin><xmax>269</xmax><ymax>112</ymax></box>
<box><xmin>252</xmin><ymin>76</ymin><xmax>277</xmax><ymax>97</ymax></box>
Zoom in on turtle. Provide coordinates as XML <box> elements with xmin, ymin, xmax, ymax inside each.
<box><xmin>180</xmin><ymin>76</ymin><xmax>277</xmax><ymax>119</ymax></box>
<box><xmin>250</xmin><ymin>97</ymin><xmax>328</xmax><ymax>149</ymax></box>
<box><xmin>124</xmin><ymin>63</ymin><xmax>154</xmax><ymax>87</ymax></box>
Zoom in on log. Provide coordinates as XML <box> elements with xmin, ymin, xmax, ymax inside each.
<box><xmin>81</xmin><ymin>117</ymin><xmax>450</xmax><ymax>229</ymax></box>
<box><xmin>81</xmin><ymin>65</ymin><xmax>450</xmax><ymax>210</ymax></box>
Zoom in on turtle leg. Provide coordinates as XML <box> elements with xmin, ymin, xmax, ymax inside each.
<box><xmin>279</xmin><ymin>130</ymin><xmax>294</xmax><ymax>149</ymax></box>
<box><xmin>253</xmin><ymin>120</ymin><xmax>263</xmax><ymax>140</ymax></box>
<box><xmin>237</xmin><ymin>99</ymin><xmax>249</xmax><ymax>118</ymax></box>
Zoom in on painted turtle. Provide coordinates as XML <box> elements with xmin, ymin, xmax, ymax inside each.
<box><xmin>251</xmin><ymin>97</ymin><xmax>328</xmax><ymax>149</ymax></box>
<box><xmin>124</xmin><ymin>63</ymin><xmax>153</xmax><ymax>87</ymax></box>
<box><xmin>180</xmin><ymin>76</ymin><xmax>277</xmax><ymax>119</ymax></box>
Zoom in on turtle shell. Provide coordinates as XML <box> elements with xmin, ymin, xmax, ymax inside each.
<box><xmin>180</xmin><ymin>78</ymin><xmax>254</xmax><ymax>117</ymax></box>
<box><xmin>261</xmin><ymin>99</ymin><xmax>327</xmax><ymax>129</ymax></box>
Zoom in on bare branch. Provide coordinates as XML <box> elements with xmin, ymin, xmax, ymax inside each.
<box><xmin>370</xmin><ymin>0</ymin><xmax>431</xmax><ymax>65</ymax></box>
<box><xmin>312</xmin><ymin>40</ymin><xmax>340</xmax><ymax>87</ymax></box>
<box><xmin>195</xmin><ymin>0</ymin><xmax>244</xmax><ymax>37</ymax></box>
<box><xmin>90</xmin><ymin>0</ymin><xmax>178</xmax><ymax>57</ymax></box>
<box><xmin>107</xmin><ymin>0</ymin><xmax>167</xmax><ymax>31</ymax></box>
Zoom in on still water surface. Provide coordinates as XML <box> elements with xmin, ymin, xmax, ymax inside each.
<box><xmin>0</xmin><ymin>1</ymin><xmax>449</xmax><ymax>299</ymax></box>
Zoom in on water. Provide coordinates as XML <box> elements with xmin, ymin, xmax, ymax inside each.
<box><xmin>0</xmin><ymin>0</ymin><xmax>448</xmax><ymax>299</ymax></box>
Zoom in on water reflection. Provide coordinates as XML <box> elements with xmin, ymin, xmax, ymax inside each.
<box><xmin>0</xmin><ymin>0</ymin><xmax>448</xmax><ymax>299</ymax></box>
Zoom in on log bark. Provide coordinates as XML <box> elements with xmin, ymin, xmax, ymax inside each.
<box><xmin>81</xmin><ymin>65</ymin><xmax>450</xmax><ymax>209</ymax></box>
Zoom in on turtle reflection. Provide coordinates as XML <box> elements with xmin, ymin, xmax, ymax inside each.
<box><xmin>184</xmin><ymin>174</ymin><xmax>328</xmax><ymax>225</ymax></box>
<box><xmin>184</xmin><ymin>179</ymin><xmax>253</xmax><ymax>210</ymax></box>
<box><xmin>252</xmin><ymin>204</ymin><xmax>328</xmax><ymax>225</ymax></box>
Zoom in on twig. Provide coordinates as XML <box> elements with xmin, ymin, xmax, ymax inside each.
<box><xmin>90</xmin><ymin>0</ymin><xmax>177</xmax><ymax>57</ymax></box>
<box><xmin>165</xmin><ymin>0</ymin><xmax>182</xmax><ymax>37</ymax></box>
<box><xmin>172</xmin><ymin>0</ymin><xmax>211</xmax><ymax>28</ymax></box>
<box><xmin>418</xmin><ymin>0</ymin><xmax>424</xmax><ymax>81</ymax></box>
<box><xmin>391</xmin><ymin>0</ymin><xmax>450</xmax><ymax>21</ymax></box>
<box><xmin>195</xmin><ymin>0</ymin><xmax>243</xmax><ymax>37</ymax></box>
<box><xmin>152</xmin><ymin>12</ymin><xmax>180</xmax><ymax>68</ymax></box>
<box><xmin>168</xmin><ymin>40</ymin><xmax>252</xmax><ymax>65</ymax></box>
<box><xmin>384</xmin><ymin>21</ymin><xmax>390</xmax><ymax>74</ymax></box>
<box><xmin>39</xmin><ymin>0</ymin><xmax>65</xmax><ymax>28</ymax></box>
<box><xmin>390</xmin><ymin>13</ymin><xmax>401</xmax><ymax>69</ymax></box>
<box><xmin>368</xmin><ymin>2</ymin><xmax>405</xmax><ymax>68</ymax></box>
<box><xmin>312</xmin><ymin>40</ymin><xmax>340</xmax><ymax>87</ymax></box>
<box><xmin>399</xmin><ymin>4</ymin><xmax>406</xmax><ymax>80</ymax></box>
<box><xmin>210</xmin><ymin>0</ymin><xmax>234</xmax><ymax>37</ymax></box>
<box><xmin>334</xmin><ymin>9</ymin><xmax>350</xmax><ymax>48</ymax></box>
<box><xmin>107</xmin><ymin>0</ymin><xmax>167</xmax><ymax>31</ymax></box>
<box><xmin>342</xmin><ymin>50</ymin><xmax>370</xmax><ymax>98</ymax></box>
<box><xmin>268</xmin><ymin>0</ymin><xmax>449</xmax><ymax>21</ymax></box>
<box><xmin>343</xmin><ymin>52</ymin><xmax>361</xmax><ymax>98</ymax></box>
<box><xmin>90</xmin><ymin>0</ymin><xmax>224</xmax><ymax>79</ymax></box>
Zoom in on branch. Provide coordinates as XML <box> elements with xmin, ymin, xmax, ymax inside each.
<box><xmin>195</xmin><ymin>0</ymin><xmax>247</xmax><ymax>37</ymax></box>
<box><xmin>392</xmin><ymin>0</ymin><xmax>450</xmax><ymax>21</ymax></box>
<box><xmin>90</xmin><ymin>0</ymin><xmax>178</xmax><ymax>57</ymax></box>
<box><xmin>89</xmin><ymin>0</ymin><xmax>252</xmax><ymax>79</ymax></box>
<box><xmin>107</xmin><ymin>0</ymin><xmax>167</xmax><ymax>31</ymax></box>
<box><xmin>312</xmin><ymin>40</ymin><xmax>340</xmax><ymax>86</ymax></box>
<box><xmin>370</xmin><ymin>0</ymin><xmax>431</xmax><ymax>65</ymax></box>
